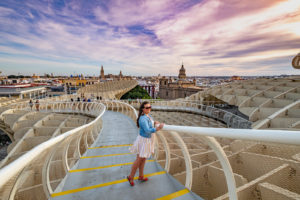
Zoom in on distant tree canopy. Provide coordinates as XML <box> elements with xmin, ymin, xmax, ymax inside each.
<box><xmin>8</xmin><ymin>75</ymin><xmax>17</xmax><ymax>79</ymax></box>
<box><xmin>8</xmin><ymin>75</ymin><xmax>25</xmax><ymax>79</ymax></box>
<box><xmin>121</xmin><ymin>85</ymin><xmax>151</xmax><ymax>99</ymax></box>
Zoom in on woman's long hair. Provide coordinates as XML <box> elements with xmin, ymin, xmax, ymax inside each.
<box><xmin>137</xmin><ymin>101</ymin><xmax>149</xmax><ymax>128</ymax></box>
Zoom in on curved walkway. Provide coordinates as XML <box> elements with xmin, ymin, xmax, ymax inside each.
<box><xmin>50</xmin><ymin>111</ymin><xmax>202</xmax><ymax>200</ymax></box>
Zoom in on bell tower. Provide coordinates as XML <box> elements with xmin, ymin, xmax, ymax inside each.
<box><xmin>100</xmin><ymin>65</ymin><xmax>105</xmax><ymax>80</ymax></box>
<box><xmin>178</xmin><ymin>63</ymin><xmax>186</xmax><ymax>80</ymax></box>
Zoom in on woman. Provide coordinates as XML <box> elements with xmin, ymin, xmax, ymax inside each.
<box><xmin>35</xmin><ymin>99</ymin><xmax>40</xmax><ymax>111</ymax></box>
<box><xmin>29</xmin><ymin>99</ymin><xmax>33</xmax><ymax>110</ymax></box>
<box><xmin>127</xmin><ymin>101</ymin><xmax>164</xmax><ymax>186</ymax></box>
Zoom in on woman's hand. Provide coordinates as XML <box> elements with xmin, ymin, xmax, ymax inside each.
<box><xmin>156</xmin><ymin>123</ymin><xmax>164</xmax><ymax>131</ymax></box>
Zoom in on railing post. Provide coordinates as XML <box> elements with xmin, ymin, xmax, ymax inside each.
<box><xmin>203</xmin><ymin>136</ymin><xmax>238</xmax><ymax>200</ymax></box>
<box><xmin>156</xmin><ymin>131</ymin><xmax>171</xmax><ymax>172</ymax></box>
<box><xmin>170</xmin><ymin>131</ymin><xmax>193</xmax><ymax>190</ymax></box>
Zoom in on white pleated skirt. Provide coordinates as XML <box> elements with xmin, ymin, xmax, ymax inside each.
<box><xmin>129</xmin><ymin>133</ymin><xmax>156</xmax><ymax>158</ymax></box>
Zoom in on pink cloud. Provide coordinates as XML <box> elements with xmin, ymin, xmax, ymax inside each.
<box><xmin>149</xmin><ymin>0</ymin><xmax>300</xmax><ymax>62</ymax></box>
<box><xmin>93</xmin><ymin>0</ymin><xmax>195</xmax><ymax>26</ymax></box>
<box><xmin>1</xmin><ymin>0</ymin><xmax>299</xmax><ymax>76</ymax></box>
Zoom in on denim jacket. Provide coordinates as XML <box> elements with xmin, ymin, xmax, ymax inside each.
<box><xmin>139</xmin><ymin>114</ymin><xmax>156</xmax><ymax>138</ymax></box>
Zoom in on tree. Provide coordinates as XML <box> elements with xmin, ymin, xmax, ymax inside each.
<box><xmin>8</xmin><ymin>75</ymin><xmax>17</xmax><ymax>79</ymax></box>
<box><xmin>121</xmin><ymin>85</ymin><xmax>151</xmax><ymax>99</ymax></box>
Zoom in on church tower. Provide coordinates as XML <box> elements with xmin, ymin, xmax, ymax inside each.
<box><xmin>100</xmin><ymin>65</ymin><xmax>105</xmax><ymax>80</ymax></box>
<box><xmin>178</xmin><ymin>63</ymin><xmax>186</xmax><ymax>80</ymax></box>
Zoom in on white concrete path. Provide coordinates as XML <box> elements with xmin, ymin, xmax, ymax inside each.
<box><xmin>50</xmin><ymin>111</ymin><xmax>202</xmax><ymax>200</ymax></box>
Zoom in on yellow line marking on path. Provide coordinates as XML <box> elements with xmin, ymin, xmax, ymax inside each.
<box><xmin>88</xmin><ymin>144</ymin><xmax>132</xmax><ymax>149</ymax></box>
<box><xmin>69</xmin><ymin>160</ymin><xmax>154</xmax><ymax>173</ymax></box>
<box><xmin>80</xmin><ymin>153</ymin><xmax>132</xmax><ymax>159</ymax></box>
<box><xmin>51</xmin><ymin>171</ymin><xmax>166</xmax><ymax>197</ymax></box>
<box><xmin>156</xmin><ymin>189</ymin><xmax>190</xmax><ymax>200</ymax></box>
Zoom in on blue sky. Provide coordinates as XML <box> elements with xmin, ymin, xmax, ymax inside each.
<box><xmin>0</xmin><ymin>0</ymin><xmax>300</xmax><ymax>76</ymax></box>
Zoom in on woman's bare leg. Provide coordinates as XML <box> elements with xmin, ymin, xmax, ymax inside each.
<box><xmin>138</xmin><ymin>158</ymin><xmax>146</xmax><ymax>177</ymax></box>
<box><xmin>129</xmin><ymin>155</ymin><xmax>142</xmax><ymax>178</ymax></box>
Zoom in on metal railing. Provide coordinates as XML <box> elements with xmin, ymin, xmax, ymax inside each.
<box><xmin>0</xmin><ymin>101</ymin><xmax>105</xmax><ymax>199</ymax></box>
<box><xmin>0</xmin><ymin>99</ymin><xmax>141</xmax><ymax>199</ymax></box>
<box><xmin>112</xmin><ymin>100</ymin><xmax>238</xmax><ymax>199</ymax></box>
<box><xmin>109</xmin><ymin>100</ymin><xmax>300</xmax><ymax>200</ymax></box>
<box><xmin>121</xmin><ymin>99</ymin><xmax>252</xmax><ymax>129</ymax></box>
<box><xmin>1</xmin><ymin>100</ymin><xmax>300</xmax><ymax>200</ymax></box>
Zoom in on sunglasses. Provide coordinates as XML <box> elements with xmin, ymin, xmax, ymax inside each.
<box><xmin>144</xmin><ymin>106</ymin><xmax>152</xmax><ymax>109</ymax></box>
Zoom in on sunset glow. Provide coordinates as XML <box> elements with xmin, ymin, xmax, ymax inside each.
<box><xmin>0</xmin><ymin>0</ymin><xmax>299</xmax><ymax>76</ymax></box>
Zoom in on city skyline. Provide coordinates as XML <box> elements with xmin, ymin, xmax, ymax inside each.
<box><xmin>0</xmin><ymin>0</ymin><xmax>300</xmax><ymax>76</ymax></box>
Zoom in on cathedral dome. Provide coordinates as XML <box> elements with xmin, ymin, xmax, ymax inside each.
<box><xmin>178</xmin><ymin>64</ymin><xmax>186</xmax><ymax>79</ymax></box>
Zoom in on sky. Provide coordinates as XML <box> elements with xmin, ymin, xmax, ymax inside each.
<box><xmin>0</xmin><ymin>0</ymin><xmax>300</xmax><ymax>77</ymax></box>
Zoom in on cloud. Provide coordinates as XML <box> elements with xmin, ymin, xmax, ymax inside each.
<box><xmin>0</xmin><ymin>6</ymin><xmax>15</xmax><ymax>16</ymax></box>
<box><xmin>0</xmin><ymin>0</ymin><xmax>299</xmax><ymax>76</ymax></box>
<box><xmin>148</xmin><ymin>0</ymin><xmax>300</xmax><ymax>72</ymax></box>
<box><xmin>93</xmin><ymin>0</ymin><xmax>198</xmax><ymax>27</ymax></box>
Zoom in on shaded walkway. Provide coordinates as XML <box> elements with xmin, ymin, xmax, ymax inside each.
<box><xmin>50</xmin><ymin>111</ymin><xmax>201</xmax><ymax>200</ymax></box>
